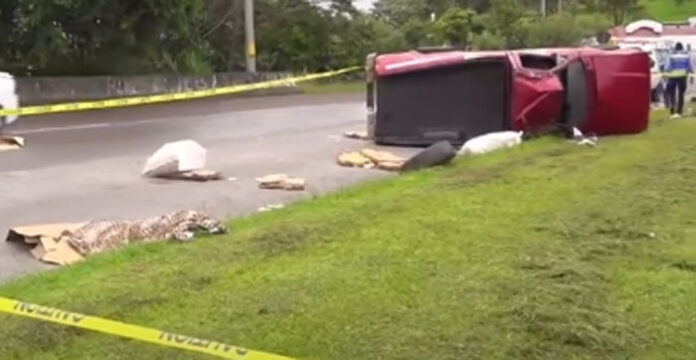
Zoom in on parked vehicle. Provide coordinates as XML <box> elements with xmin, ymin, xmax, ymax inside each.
<box><xmin>366</xmin><ymin>47</ymin><xmax>650</xmax><ymax>145</ymax></box>
<box><xmin>0</xmin><ymin>72</ymin><xmax>19</xmax><ymax>130</ymax></box>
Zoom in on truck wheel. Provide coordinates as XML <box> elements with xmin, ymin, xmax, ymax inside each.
<box><xmin>401</xmin><ymin>140</ymin><xmax>457</xmax><ymax>173</ymax></box>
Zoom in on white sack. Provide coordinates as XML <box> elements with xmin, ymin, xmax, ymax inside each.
<box><xmin>458</xmin><ymin>131</ymin><xmax>523</xmax><ymax>156</ymax></box>
<box><xmin>142</xmin><ymin>140</ymin><xmax>207</xmax><ymax>177</ymax></box>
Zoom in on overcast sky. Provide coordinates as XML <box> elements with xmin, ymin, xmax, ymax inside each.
<box><xmin>354</xmin><ymin>0</ymin><xmax>376</xmax><ymax>10</ymax></box>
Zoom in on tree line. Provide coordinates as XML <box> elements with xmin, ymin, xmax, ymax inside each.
<box><xmin>0</xmin><ymin>0</ymin><xmax>649</xmax><ymax>76</ymax></box>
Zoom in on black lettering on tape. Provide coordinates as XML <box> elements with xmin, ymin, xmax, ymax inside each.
<box><xmin>174</xmin><ymin>335</ymin><xmax>189</xmax><ymax>344</ymax></box>
<box><xmin>236</xmin><ymin>348</ymin><xmax>249</xmax><ymax>356</ymax></box>
<box><xmin>36</xmin><ymin>307</ymin><xmax>55</xmax><ymax>318</ymax></box>
<box><xmin>187</xmin><ymin>337</ymin><xmax>210</xmax><ymax>348</ymax></box>
<box><xmin>71</xmin><ymin>314</ymin><xmax>84</xmax><ymax>324</ymax></box>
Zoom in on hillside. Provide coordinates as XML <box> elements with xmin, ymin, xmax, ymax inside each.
<box><xmin>640</xmin><ymin>0</ymin><xmax>696</xmax><ymax>21</ymax></box>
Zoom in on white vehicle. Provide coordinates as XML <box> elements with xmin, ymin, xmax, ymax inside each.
<box><xmin>0</xmin><ymin>72</ymin><xmax>18</xmax><ymax>131</ymax></box>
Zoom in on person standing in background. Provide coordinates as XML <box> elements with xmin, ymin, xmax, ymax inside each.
<box><xmin>665</xmin><ymin>42</ymin><xmax>693</xmax><ymax>118</ymax></box>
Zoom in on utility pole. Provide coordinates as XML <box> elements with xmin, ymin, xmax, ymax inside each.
<box><xmin>244</xmin><ymin>0</ymin><xmax>257</xmax><ymax>73</ymax></box>
<box><xmin>540</xmin><ymin>0</ymin><xmax>546</xmax><ymax>17</ymax></box>
<box><xmin>558</xmin><ymin>0</ymin><xmax>562</xmax><ymax>12</ymax></box>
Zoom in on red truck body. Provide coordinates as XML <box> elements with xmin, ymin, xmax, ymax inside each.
<box><xmin>366</xmin><ymin>47</ymin><xmax>650</xmax><ymax>145</ymax></box>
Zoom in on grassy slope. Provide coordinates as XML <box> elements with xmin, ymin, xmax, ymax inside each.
<box><xmin>640</xmin><ymin>0</ymin><xmax>696</xmax><ymax>21</ymax></box>
<box><xmin>3</xmin><ymin>115</ymin><xmax>696</xmax><ymax>359</ymax></box>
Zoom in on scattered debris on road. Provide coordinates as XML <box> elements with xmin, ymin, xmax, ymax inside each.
<box><xmin>360</xmin><ymin>149</ymin><xmax>405</xmax><ymax>165</ymax></box>
<box><xmin>0</xmin><ymin>135</ymin><xmax>24</xmax><ymax>152</ymax></box>
<box><xmin>256</xmin><ymin>174</ymin><xmax>307</xmax><ymax>191</ymax></box>
<box><xmin>338</xmin><ymin>151</ymin><xmax>374</xmax><ymax>168</ymax></box>
<box><xmin>377</xmin><ymin>161</ymin><xmax>403</xmax><ymax>171</ymax></box>
<box><xmin>258</xmin><ymin>204</ymin><xmax>285</xmax><ymax>212</ymax></box>
<box><xmin>337</xmin><ymin>148</ymin><xmax>406</xmax><ymax>171</ymax></box>
<box><xmin>458</xmin><ymin>131</ymin><xmax>523</xmax><ymax>156</ymax></box>
<box><xmin>401</xmin><ymin>141</ymin><xmax>457</xmax><ymax>172</ymax></box>
<box><xmin>6</xmin><ymin>210</ymin><xmax>226</xmax><ymax>265</ymax></box>
<box><xmin>142</xmin><ymin>139</ymin><xmax>222</xmax><ymax>181</ymax></box>
<box><xmin>344</xmin><ymin>130</ymin><xmax>369</xmax><ymax>140</ymax></box>
<box><xmin>159</xmin><ymin>169</ymin><xmax>223</xmax><ymax>182</ymax></box>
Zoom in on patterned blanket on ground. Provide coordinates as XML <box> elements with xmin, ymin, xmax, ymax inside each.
<box><xmin>64</xmin><ymin>210</ymin><xmax>226</xmax><ymax>256</ymax></box>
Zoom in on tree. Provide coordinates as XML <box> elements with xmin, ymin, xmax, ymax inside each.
<box><xmin>601</xmin><ymin>0</ymin><xmax>641</xmax><ymax>25</ymax></box>
<box><xmin>7</xmin><ymin>0</ymin><xmax>212</xmax><ymax>75</ymax></box>
<box><xmin>471</xmin><ymin>30</ymin><xmax>506</xmax><ymax>49</ymax></box>
<box><xmin>432</xmin><ymin>7</ymin><xmax>482</xmax><ymax>49</ymax></box>
<box><xmin>579</xmin><ymin>0</ymin><xmax>640</xmax><ymax>25</ymax></box>
<box><xmin>489</xmin><ymin>0</ymin><xmax>528</xmax><ymax>48</ymax></box>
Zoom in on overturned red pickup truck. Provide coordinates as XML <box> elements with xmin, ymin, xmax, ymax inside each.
<box><xmin>366</xmin><ymin>47</ymin><xmax>650</xmax><ymax>145</ymax></box>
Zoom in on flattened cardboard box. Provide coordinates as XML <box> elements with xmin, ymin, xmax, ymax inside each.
<box><xmin>6</xmin><ymin>223</ymin><xmax>86</xmax><ymax>265</ymax></box>
<box><xmin>0</xmin><ymin>136</ymin><xmax>24</xmax><ymax>152</ymax></box>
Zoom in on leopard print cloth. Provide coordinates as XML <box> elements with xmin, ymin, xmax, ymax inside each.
<box><xmin>63</xmin><ymin>210</ymin><xmax>226</xmax><ymax>256</ymax></box>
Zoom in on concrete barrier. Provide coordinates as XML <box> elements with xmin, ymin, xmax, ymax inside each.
<box><xmin>15</xmin><ymin>72</ymin><xmax>298</xmax><ymax>106</ymax></box>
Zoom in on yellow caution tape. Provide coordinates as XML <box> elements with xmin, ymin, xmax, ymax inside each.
<box><xmin>0</xmin><ymin>296</ymin><xmax>295</xmax><ymax>360</ymax></box>
<box><xmin>0</xmin><ymin>66</ymin><xmax>361</xmax><ymax>117</ymax></box>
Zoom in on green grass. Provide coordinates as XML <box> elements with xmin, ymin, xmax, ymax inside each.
<box><xmin>298</xmin><ymin>80</ymin><xmax>363</xmax><ymax>94</ymax></box>
<box><xmin>640</xmin><ymin>0</ymin><xmax>696</xmax><ymax>21</ymax></box>
<box><xmin>4</xmin><ymin>114</ymin><xmax>696</xmax><ymax>359</ymax></box>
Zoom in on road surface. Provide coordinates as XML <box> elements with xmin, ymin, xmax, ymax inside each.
<box><xmin>0</xmin><ymin>93</ymin><xmax>417</xmax><ymax>283</ymax></box>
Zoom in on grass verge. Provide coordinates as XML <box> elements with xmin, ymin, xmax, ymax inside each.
<box><xmin>298</xmin><ymin>80</ymin><xmax>363</xmax><ymax>95</ymax></box>
<box><xmin>3</xmin><ymin>115</ymin><xmax>696</xmax><ymax>359</ymax></box>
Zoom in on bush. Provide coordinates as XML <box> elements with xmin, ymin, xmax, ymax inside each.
<box><xmin>471</xmin><ymin>30</ymin><xmax>507</xmax><ymax>50</ymax></box>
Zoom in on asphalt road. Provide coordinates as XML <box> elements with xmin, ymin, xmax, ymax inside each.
<box><xmin>0</xmin><ymin>93</ymin><xmax>418</xmax><ymax>283</ymax></box>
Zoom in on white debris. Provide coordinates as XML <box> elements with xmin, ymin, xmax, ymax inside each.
<box><xmin>142</xmin><ymin>140</ymin><xmax>207</xmax><ymax>177</ymax></box>
<box><xmin>258</xmin><ymin>204</ymin><xmax>285</xmax><ymax>212</ymax></box>
<box><xmin>569</xmin><ymin>127</ymin><xmax>598</xmax><ymax>147</ymax></box>
<box><xmin>572</xmin><ymin>127</ymin><xmax>584</xmax><ymax>139</ymax></box>
<box><xmin>458</xmin><ymin>131</ymin><xmax>523</xmax><ymax>156</ymax></box>
<box><xmin>576</xmin><ymin>138</ymin><xmax>597</xmax><ymax>147</ymax></box>
<box><xmin>256</xmin><ymin>174</ymin><xmax>307</xmax><ymax>191</ymax></box>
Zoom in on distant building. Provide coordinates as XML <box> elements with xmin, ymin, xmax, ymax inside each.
<box><xmin>610</xmin><ymin>18</ymin><xmax>696</xmax><ymax>103</ymax></box>
<box><xmin>609</xmin><ymin>18</ymin><xmax>696</xmax><ymax>52</ymax></box>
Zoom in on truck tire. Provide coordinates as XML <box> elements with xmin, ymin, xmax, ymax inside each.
<box><xmin>400</xmin><ymin>140</ymin><xmax>457</xmax><ymax>173</ymax></box>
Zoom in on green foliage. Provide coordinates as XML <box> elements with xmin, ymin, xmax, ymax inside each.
<box><xmin>524</xmin><ymin>12</ymin><xmax>612</xmax><ymax>47</ymax></box>
<box><xmin>1</xmin><ymin>0</ymin><xmax>213</xmax><ymax>75</ymax></box>
<box><xmin>579</xmin><ymin>0</ymin><xmax>642</xmax><ymax>24</ymax></box>
<box><xmin>471</xmin><ymin>30</ymin><xmax>507</xmax><ymax>50</ymax></box>
<box><xmin>432</xmin><ymin>7</ymin><xmax>482</xmax><ymax>48</ymax></box>
<box><xmin>0</xmin><ymin>0</ymin><xmax>673</xmax><ymax>76</ymax></box>
<box><xmin>489</xmin><ymin>0</ymin><xmax>529</xmax><ymax>48</ymax></box>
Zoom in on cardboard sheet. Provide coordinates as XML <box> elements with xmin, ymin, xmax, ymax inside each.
<box><xmin>337</xmin><ymin>152</ymin><xmax>373</xmax><ymax>167</ymax></box>
<box><xmin>6</xmin><ymin>223</ymin><xmax>86</xmax><ymax>265</ymax></box>
<box><xmin>359</xmin><ymin>149</ymin><xmax>406</xmax><ymax>164</ymax></box>
<box><xmin>159</xmin><ymin>169</ymin><xmax>223</xmax><ymax>182</ymax></box>
<box><xmin>256</xmin><ymin>174</ymin><xmax>307</xmax><ymax>191</ymax></box>
<box><xmin>337</xmin><ymin>149</ymin><xmax>405</xmax><ymax>171</ymax></box>
<box><xmin>0</xmin><ymin>136</ymin><xmax>24</xmax><ymax>152</ymax></box>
